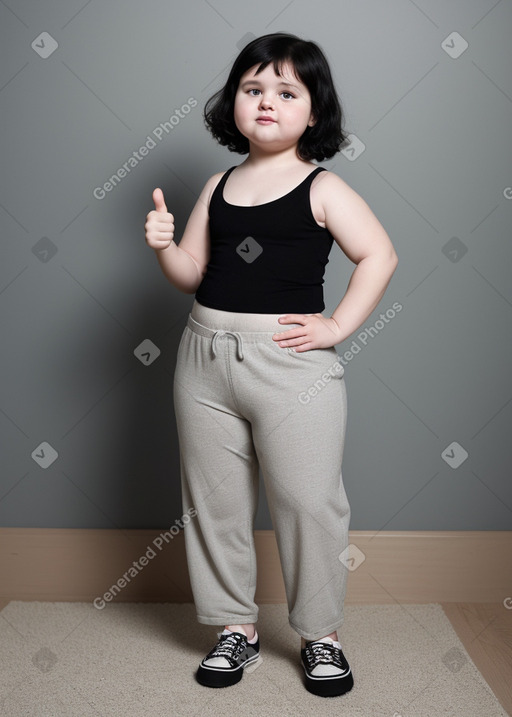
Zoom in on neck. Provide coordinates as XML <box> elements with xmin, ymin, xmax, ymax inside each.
<box><xmin>242</xmin><ymin>144</ymin><xmax>309</xmax><ymax>171</ymax></box>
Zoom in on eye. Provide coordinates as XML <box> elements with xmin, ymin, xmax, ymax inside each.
<box><xmin>280</xmin><ymin>91</ymin><xmax>295</xmax><ymax>100</ymax></box>
<box><xmin>247</xmin><ymin>89</ymin><xmax>261</xmax><ymax>96</ymax></box>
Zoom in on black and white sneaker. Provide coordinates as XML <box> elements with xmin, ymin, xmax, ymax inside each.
<box><xmin>301</xmin><ymin>636</ymin><xmax>354</xmax><ymax>697</ymax></box>
<box><xmin>196</xmin><ymin>629</ymin><xmax>260</xmax><ymax>688</ymax></box>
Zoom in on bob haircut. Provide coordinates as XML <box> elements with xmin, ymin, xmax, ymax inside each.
<box><xmin>203</xmin><ymin>32</ymin><xmax>347</xmax><ymax>161</ymax></box>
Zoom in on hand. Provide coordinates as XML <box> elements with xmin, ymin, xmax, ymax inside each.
<box><xmin>145</xmin><ymin>188</ymin><xmax>175</xmax><ymax>251</ymax></box>
<box><xmin>272</xmin><ymin>313</ymin><xmax>341</xmax><ymax>352</ymax></box>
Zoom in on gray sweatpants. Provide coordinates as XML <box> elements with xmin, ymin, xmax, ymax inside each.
<box><xmin>172</xmin><ymin>300</ymin><xmax>351</xmax><ymax>641</ymax></box>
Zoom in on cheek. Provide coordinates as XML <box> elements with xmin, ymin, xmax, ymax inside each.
<box><xmin>298</xmin><ymin>106</ymin><xmax>314</xmax><ymax>128</ymax></box>
<box><xmin>234</xmin><ymin>98</ymin><xmax>250</xmax><ymax>122</ymax></box>
<box><xmin>232</xmin><ymin>102</ymin><xmax>244</xmax><ymax>128</ymax></box>
<box><xmin>283</xmin><ymin>105</ymin><xmax>310</xmax><ymax>127</ymax></box>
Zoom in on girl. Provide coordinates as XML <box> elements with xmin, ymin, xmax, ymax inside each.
<box><xmin>145</xmin><ymin>32</ymin><xmax>398</xmax><ymax>698</ymax></box>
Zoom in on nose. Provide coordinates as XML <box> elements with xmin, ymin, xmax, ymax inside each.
<box><xmin>258</xmin><ymin>92</ymin><xmax>274</xmax><ymax>110</ymax></box>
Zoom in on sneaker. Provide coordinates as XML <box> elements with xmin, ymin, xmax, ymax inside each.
<box><xmin>301</xmin><ymin>637</ymin><xmax>354</xmax><ymax>697</ymax></box>
<box><xmin>196</xmin><ymin>629</ymin><xmax>260</xmax><ymax>688</ymax></box>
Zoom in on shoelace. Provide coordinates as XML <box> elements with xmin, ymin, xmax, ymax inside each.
<box><xmin>207</xmin><ymin>633</ymin><xmax>248</xmax><ymax>661</ymax></box>
<box><xmin>304</xmin><ymin>642</ymin><xmax>345</xmax><ymax>670</ymax></box>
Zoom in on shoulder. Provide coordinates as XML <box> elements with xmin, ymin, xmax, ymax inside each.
<box><xmin>309</xmin><ymin>169</ymin><xmax>396</xmax><ymax>263</ymax></box>
<box><xmin>310</xmin><ymin>169</ymin><xmax>373</xmax><ymax>219</ymax></box>
<box><xmin>309</xmin><ymin>169</ymin><xmax>364</xmax><ymax>227</ymax></box>
<box><xmin>311</xmin><ymin>169</ymin><xmax>359</xmax><ymax>203</ymax></box>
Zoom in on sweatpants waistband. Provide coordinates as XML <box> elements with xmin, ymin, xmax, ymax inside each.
<box><xmin>189</xmin><ymin>299</ymin><xmax>303</xmax><ymax>336</ymax></box>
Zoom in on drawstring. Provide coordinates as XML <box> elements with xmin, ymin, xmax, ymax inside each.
<box><xmin>211</xmin><ymin>330</ymin><xmax>244</xmax><ymax>360</ymax></box>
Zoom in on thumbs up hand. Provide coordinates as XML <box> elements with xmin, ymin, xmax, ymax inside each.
<box><xmin>145</xmin><ymin>188</ymin><xmax>175</xmax><ymax>250</ymax></box>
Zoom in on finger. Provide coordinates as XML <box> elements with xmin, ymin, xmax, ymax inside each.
<box><xmin>272</xmin><ymin>328</ymin><xmax>304</xmax><ymax>342</ymax></box>
<box><xmin>278</xmin><ymin>313</ymin><xmax>306</xmax><ymax>324</ymax></box>
<box><xmin>153</xmin><ymin>215</ymin><xmax>174</xmax><ymax>226</ymax></box>
<box><xmin>152</xmin><ymin>187</ymin><xmax>168</xmax><ymax>213</ymax></box>
<box><xmin>151</xmin><ymin>239</ymin><xmax>172</xmax><ymax>249</ymax></box>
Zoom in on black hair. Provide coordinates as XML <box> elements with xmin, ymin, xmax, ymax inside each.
<box><xmin>203</xmin><ymin>32</ymin><xmax>348</xmax><ymax>161</ymax></box>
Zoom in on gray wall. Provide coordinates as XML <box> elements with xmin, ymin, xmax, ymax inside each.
<box><xmin>1</xmin><ymin>0</ymin><xmax>511</xmax><ymax>530</ymax></box>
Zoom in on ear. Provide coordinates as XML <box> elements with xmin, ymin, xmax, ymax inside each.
<box><xmin>307</xmin><ymin>111</ymin><xmax>316</xmax><ymax>127</ymax></box>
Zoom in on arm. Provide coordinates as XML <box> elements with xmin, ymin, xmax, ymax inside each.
<box><xmin>317</xmin><ymin>172</ymin><xmax>399</xmax><ymax>343</ymax></box>
<box><xmin>145</xmin><ymin>172</ymin><xmax>223</xmax><ymax>294</ymax></box>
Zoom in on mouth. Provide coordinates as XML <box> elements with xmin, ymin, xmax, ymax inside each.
<box><xmin>256</xmin><ymin>117</ymin><xmax>276</xmax><ymax>124</ymax></box>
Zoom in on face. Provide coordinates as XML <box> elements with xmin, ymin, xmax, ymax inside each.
<box><xmin>233</xmin><ymin>61</ymin><xmax>315</xmax><ymax>154</ymax></box>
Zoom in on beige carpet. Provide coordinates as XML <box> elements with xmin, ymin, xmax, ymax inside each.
<box><xmin>0</xmin><ymin>601</ymin><xmax>507</xmax><ymax>716</ymax></box>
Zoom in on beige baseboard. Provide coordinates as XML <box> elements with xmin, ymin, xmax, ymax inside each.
<box><xmin>1</xmin><ymin>529</ymin><xmax>510</xmax><ymax>604</ymax></box>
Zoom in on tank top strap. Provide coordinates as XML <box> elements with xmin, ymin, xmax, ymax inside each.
<box><xmin>290</xmin><ymin>166</ymin><xmax>326</xmax><ymax>204</ymax></box>
<box><xmin>211</xmin><ymin>165</ymin><xmax>237</xmax><ymax>205</ymax></box>
<box><xmin>301</xmin><ymin>166</ymin><xmax>327</xmax><ymax>189</ymax></box>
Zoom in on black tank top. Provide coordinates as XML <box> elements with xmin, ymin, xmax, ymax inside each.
<box><xmin>195</xmin><ymin>165</ymin><xmax>335</xmax><ymax>313</ymax></box>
